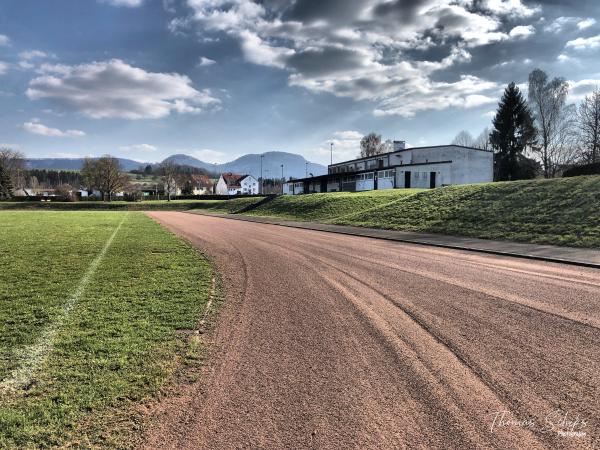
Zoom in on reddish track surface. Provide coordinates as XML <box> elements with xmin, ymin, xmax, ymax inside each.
<box><xmin>144</xmin><ymin>212</ymin><xmax>599</xmax><ymax>450</ymax></box>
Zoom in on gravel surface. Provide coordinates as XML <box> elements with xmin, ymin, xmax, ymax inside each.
<box><xmin>143</xmin><ymin>212</ymin><xmax>599</xmax><ymax>450</ymax></box>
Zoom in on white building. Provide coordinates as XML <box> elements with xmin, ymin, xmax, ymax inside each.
<box><xmin>216</xmin><ymin>173</ymin><xmax>259</xmax><ymax>195</ymax></box>
<box><xmin>283</xmin><ymin>143</ymin><xmax>493</xmax><ymax>195</ymax></box>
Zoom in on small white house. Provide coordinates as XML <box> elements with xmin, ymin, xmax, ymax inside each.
<box><xmin>188</xmin><ymin>175</ymin><xmax>213</xmax><ymax>195</ymax></box>
<box><xmin>216</xmin><ymin>173</ymin><xmax>259</xmax><ymax>195</ymax></box>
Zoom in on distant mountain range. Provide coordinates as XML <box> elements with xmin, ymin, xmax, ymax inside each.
<box><xmin>26</xmin><ymin>157</ymin><xmax>144</xmax><ymax>172</ymax></box>
<box><xmin>26</xmin><ymin>151</ymin><xmax>327</xmax><ymax>179</ymax></box>
<box><xmin>163</xmin><ymin>152</ymin><xmax>326</xmax><ymax>179</ymax></box>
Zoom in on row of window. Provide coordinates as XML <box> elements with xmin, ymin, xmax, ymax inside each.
<box><xmin>378</xmin><ymin>170</ymin><xmax>395</xmax><ymax>178</ymax></box>
<box><xmin>330</xmin><ymin>158</ymin><xmax>386</xmax><ymax>174</ymax></box>
<box><xmin>413</xmin><ymin>171</ymin><xmax>432</xmax><ymax>179</ymax></box>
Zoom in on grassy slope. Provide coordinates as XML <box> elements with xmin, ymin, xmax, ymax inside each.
<box><xmin>245</xmin><ymin>190</ymin><xmax>424</xmax><ymax>221</ymax></box>
<box><xmin>331</xmin><ymin>176</ymin><xmax>600</xmax><ymax>247</ymax></box>
<box><xmin>0</xmin><ymin>197</ymin><xmax>264</xmax><ymax>211</ymax></box>
<box><xmin>0</xmin><ymin>212</ymin><xmax>215</xmax><ymax>448</ymax></box>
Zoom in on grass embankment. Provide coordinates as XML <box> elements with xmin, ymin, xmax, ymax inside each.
<box><xmin>244</xmin><ymin>176</ymin><xmax>600</xmax><ymax>248</ymax></box>
<box><xmin>0</xmin><ymin>212</ymin><xmax>216</xmax><ymax>448</ymax></box>
<box><xmin>331</xmin><ymin>176</ymin><xmax>600</xmax><ymax>247</ymax></box>
<box><xmin>244</xmin><ymin>190</ymin><xmax>424</xmax><ymax>221</ymax></box>
<box><xmin>0</xmin><ymin>197</ymin><xmax>264</xmax><ymax>212</ymax></box>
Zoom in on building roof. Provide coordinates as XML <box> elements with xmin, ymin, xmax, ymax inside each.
<box><xmin>190</xmin><ymin>174</ymin><xmax>213</xmax><ymax>187</ymax></box>
<box><xmin>221</xmin><ymin>172</ymin><xmax>249</xmax><ymax>188</ymax></box>
<box><xmin>329</xmin><ymin>144</ymin><xmax>492</xmax><ymax>168</ymax></box>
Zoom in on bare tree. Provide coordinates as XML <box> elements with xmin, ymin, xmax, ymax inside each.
<box><xmin>474</xmin><ymin>127</ymin><xmax>491</xmax><ymax>150</ymax></box>
<box><xmin>55</xmin><ymin>184</ymin><xmax>75</xmax><ymax>201</ymax></box>
<box><xmin>359</xmin><ymin>132</ymin><xmax>384</xmax><ymax>158</ymax></box>
<box><xmin>577</xmin><ymin>88</ymin><xmax>600</xmax><ymax>164</ymax></box>
<box><xmin>160</xmin><ymin>160</ymin><xmax>180</xmax><ymax>201</ymax></box>
<box><xmin>97</xmin><ymin>156</ymin><xmax>127</xmax><ymax>201</ymax></box>
<box><xmin>528</xmin><ymin>69</ymin><xmax>574</xmax><ymax>177</ymax></box>
<box><xmin>451</xmin><ymin>130</ymin><xmax>475</xmax><ymax>147</ymax></box>
<box><xmin>81</xmin><ymin>157</ymin><xmax>101</xmax><ymax>195</ymax></box>
<box><xmin>0</xmin><ymin>148</ymin><xmax>26</xmax><ymax>189</ymax></box>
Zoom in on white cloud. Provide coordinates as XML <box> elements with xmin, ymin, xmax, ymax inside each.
<box><xmin>27</xmin><ymin>59</ymin><xmax>221</xmax><ymax>119</ymax></box>
<box><xmin>239</xmin><ymin>30</ymin><xmax>294</xmax><ymax>69</ymax></box>
<box><xmin>545</xmin><ymin>16</ymin><xmax>596</xmax><ymax>34</ymax></box>
<box><xmin>120</xmin><ymin>144</ymin><xmax>157</xmax><ymax>152</ymax></box>
<box><xmin>0</xmin><ymin>35</ymin><xmax>9</xmax><ymax>46</ymax></box>
<box><xmin>509</xmin><ymin>25</ymin><xmax>535</xmax><ymax>39</ymax></box>
<box><xmin>198</xmin><ymin>56</ymin><xmax>216</xmax><ymax>66</ymax></box>
<box><xmin>19</xmin><ymin>61</ymin><xmax>34</xmax><ymax>70</ymax></box>
<box><xmin>568</xmin><ymin>79</ymin><xmax>600</xmax><ymax>101</ymax></box>
<box><xmin>480</xmin><ymin>0</ymin><xmax>540</xmax><ymax>18</ymax></box>
<box><xmin>22</xmin><ymin>121</ymin><xmax>86</xmax><ymax>137</ymax></box>
<box><xmin>18</xmin><ymin>50</ymin><xmax>54</xmax><ymax>71</ymax></box>
<box><xmin>577</xmin><ymin>18</ymin><xmax>597</xmax><ymax>30</ymax></box>
<box><xmin>557</xmin><ymin>53</ymin><xmax>572</xmax><ymax>62</ymax></box>
<box><xmin>0</xmin><ymin>62</ymin><xmax>8</xmax><ymax>75</ymax></box>
<box><xmin>544</xmin><ymin>16</ymin><xmax>578</xmax><ymax>33</ymax></box>
<box><xmin>100</xmin><ymin>0</ymin><xmax>143</xmax><ymax>6</ymax></box>
<box><xmin>191</xmin><ymin>148</ymin><xmax>232</xmax><ymax>163</ymax></box>
<box><xmin>566</xmin><ymin>34</ymin><xmax>600</xmax><ymax>50</ymax></box>
<box><xmin>179</xmin><ymin>0</ymin><xmax>523</xmax><ymax>117</ymax></box>
<box><xmin>309</xmin><ymin>130</ymin><xmax>364</xmax><ymax>162</ymax></box>
<box><xmin>483</xmin><ymin>110</ymin><xmax>496</xmax><ymax>119</ymax></box>
<box><xmin>19</xmin><ymin>50</ymin><xmax>49</xmax><ymax>60</ymax></box>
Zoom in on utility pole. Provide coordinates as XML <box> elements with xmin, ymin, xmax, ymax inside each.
<box><xmin>281</xmin><ymin>164</ymin><xmax>284</xmax><ymax>194</ymax></box>
<box><xmin>260</xmin><ymin>154</ymin><xmax>264</xmax><ymax>194</ymax></box>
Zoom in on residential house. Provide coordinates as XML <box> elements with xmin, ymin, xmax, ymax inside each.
<box><xmin>216</xmin><ymin>173</ymin><xmax>259</xmax><ymax>195</ymax></box>
<box><xmin>187</xmin><ymin>174</ymin><xmax>214</xmax><ymax>195</ymax></box>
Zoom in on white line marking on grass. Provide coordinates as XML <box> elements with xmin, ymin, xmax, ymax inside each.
<box><xmin>0</xmin><ymin>213</ymin><xmax>129</xmax><ymax>394</ymax></box>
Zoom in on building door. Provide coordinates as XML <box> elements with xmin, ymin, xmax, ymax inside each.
<box><xmin>430</xmin><ymin>172</ymin><xmax>436</xmax><ymax>189</ymax></box>
<box><xmin>321</xmin><ymin>179</ymin><xmax>327</xmax><ymax>192</ymax></box>
<box><xmin>404</xmin><ymin>171</ymin><xmax>411</xmax><ymax>188</ymax></box>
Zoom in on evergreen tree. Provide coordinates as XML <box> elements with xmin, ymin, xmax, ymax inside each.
<box><xmin>490</xmin><ymin>83</ymin><xmax>537</xmax><ymax>181</ymax></box>
<box><xmin>0</xmin><ymin>164</ymin><xmax>14</xmax><ymax>199</ymax></box>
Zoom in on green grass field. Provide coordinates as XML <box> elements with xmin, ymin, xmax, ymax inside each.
<box><xmin>0</xmin><ymin>212</ymin><xmax>216</xmax><ymax>448</ymax></box>
<box><xmin>0</xmin><ymin>197</ymin><xmax>264</xmax><ymax>212</ymax></box>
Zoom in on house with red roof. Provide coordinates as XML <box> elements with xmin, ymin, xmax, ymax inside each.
<box><xmin>216</xmin><ymin>173</ymin><xmax>259</xmax><ymax>195</ymax></box>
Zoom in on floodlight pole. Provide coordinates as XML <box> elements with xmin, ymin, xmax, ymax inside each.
<box><xmin>330</xmin><ymin>142</ymin><xmax>333</xmax><ymax>166</ymax></box>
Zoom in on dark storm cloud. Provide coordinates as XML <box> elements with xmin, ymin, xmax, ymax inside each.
<box><xmin>284</xmin><ymin>0</ymin><xmax>368</xmax><ymax>24</ymax></box>
<box><xmin>286</xmin><ymin>47</ymin><xmax>367</xmax><ymax>77</ymax></box>
<box><xmin>372</xmin><ymin>0</ymin><xmax>434</xmax><ymax>24</ymax></box>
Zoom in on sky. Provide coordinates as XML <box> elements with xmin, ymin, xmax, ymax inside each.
<box><xmin>0</xmin><ymin>0</ymin><xmax>599</xmax><ymax>165</ymax></box>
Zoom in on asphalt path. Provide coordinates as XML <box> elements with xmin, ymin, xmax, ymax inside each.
<box><xmin>144</xmin><ymin>212</ymin><xmax>599</xmax><ymax>450</ymax></box>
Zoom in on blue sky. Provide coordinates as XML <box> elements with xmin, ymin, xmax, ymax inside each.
<box><xmin>0</xmin><ymin>0</ymin><xmax>599</xmax><ymax>164</ymax></box>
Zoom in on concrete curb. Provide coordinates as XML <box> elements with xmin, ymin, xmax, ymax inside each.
<box><xmin>185</xmin><ymin>212</ymin><xmax>600</xmax><ymax>269</ymax></box>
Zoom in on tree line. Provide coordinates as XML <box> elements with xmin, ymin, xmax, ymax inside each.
<box><xmin>458</xmin><ymin>69</ymin><xmax>599</xmax><ymax>180</ymax></box>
